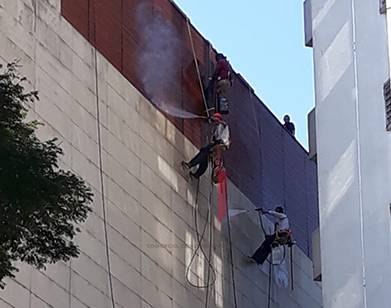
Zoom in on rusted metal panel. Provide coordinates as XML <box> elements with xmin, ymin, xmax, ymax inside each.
<box><xmin>61</xmin><ymin>0</ymin><xmax>89</xmax><ymax>39</ymax></box>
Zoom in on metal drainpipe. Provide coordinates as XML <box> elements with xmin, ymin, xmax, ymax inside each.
<box><xmin>385</xmin><ymin>1</ymin><xmax>391</xmax><ymax>76</ymax></box>
<box><xmin>350</xmin><ymin>1</ymin><xmax>367</xmax><ymax>306</ymax></box>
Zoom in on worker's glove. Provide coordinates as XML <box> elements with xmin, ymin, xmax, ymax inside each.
<box><xmin>255</xmin><ymin>208</ymin><xmax>267</xmax><ymax>214</ymax></box>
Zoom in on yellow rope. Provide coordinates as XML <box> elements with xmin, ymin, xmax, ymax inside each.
<box><xmin>186</xmin><ymin>18</ymin><xmax>210</xmax><ymax>118</ymax></box>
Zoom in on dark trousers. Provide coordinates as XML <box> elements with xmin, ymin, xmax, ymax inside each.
<box><xmin>188</xmin><ymin>147</ymin><xmax>210</xmax><ymax>178</ymax></box>
<box><xmin>251</xmin><ymin>234</ymin><xmax>276</xmax><ymax>265</ymax></box>
<box><xmin>204</xmin><ymin>79</ymin><xmax>214</xmax><ymax>109</ymax></box>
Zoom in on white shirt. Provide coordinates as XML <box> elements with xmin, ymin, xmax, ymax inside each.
<box><xmin>213</xmin><ymin>122</ymin><xmax>230</xmax><ymax>148</ymax></box>
<box><xmin>266</xmin><ymin>210</ymin><xmax>290</xmax><ymax>230</ymax></box>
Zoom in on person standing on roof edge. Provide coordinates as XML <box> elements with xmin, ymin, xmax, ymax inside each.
<box><xmin>212</xmin><ymin>53</ymin><xmax>232</xmax><ymax>114</ymax></box>
<box><xmin>249</xmin><ymin>206</ymin><xmax>291</xmax><ymax>265</ymax></box>
<box><xmin>283</xmin><ymin>115</ymin><xmax>295</xmax><ymax>136</ymax></box>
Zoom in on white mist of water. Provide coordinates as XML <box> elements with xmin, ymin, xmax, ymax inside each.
<box><xmin>155</xmin><ymin>101</ymin><xmax>206</xmax><ymax>119</ymax></box>
<box><xmin>135</xmin><ymin>3</ymin><xmax>183</xmax><ymax>106</ymax></box>
<box><xmin>228</xmin><ymin>209</ymin><xmax>249</xmax><ymax>218</ymax></box>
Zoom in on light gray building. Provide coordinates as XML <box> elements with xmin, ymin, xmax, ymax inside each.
<box><xmin>305</xmin><ymin>1</ymin><xmax>391</xmax><ymax>307</ymax></box>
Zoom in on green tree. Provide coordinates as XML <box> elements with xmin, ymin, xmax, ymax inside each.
<box><xmin>0</xmin><ymin>62</ymin><xmax>93</xmax><ymax>288</ymax></box>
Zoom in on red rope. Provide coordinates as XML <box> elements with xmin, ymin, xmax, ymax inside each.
<box><xmin>217</xmin><ymin>167</ymin><xmax>228</xmax><ymax>222</ymax></box>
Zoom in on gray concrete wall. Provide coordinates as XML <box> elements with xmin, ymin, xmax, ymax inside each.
<box><xmin>0</xmin><ymin>1</ymin><xmax>322</xmax><ymax>307</ymax></box>
<box><xmin>311</xmin><ymin>0</ymin><xmax>391</xmax><ymax>307</ymax></box>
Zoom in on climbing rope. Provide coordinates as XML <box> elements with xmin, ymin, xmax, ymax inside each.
<box><xmin>185</xmin><ymin>177</ymin><xmax>216</xmax><ymax>289</ymax></box>
<box><xmin>186</xmin><ymin>23</ymin><xmax>238</xmax><ymax>304</ymax></box>
<box><xmin>204</xmin><ymin>176</ymin><xmax>215</xmax><ymax>308</ymax></box>
<box><xmin>248</xmin><ymin>87</ymin><xmax>288</xmax><ymax>266</ymax></box>
<box><xmin>268</xmin><ymin>260</ymin><xmax>273</xmax><ymax>308</ymax></box>
<box><xmin>290</xmin><ymin>245</ymin><xmax>294</xmax><ymax>291</ymax></box>
<box><xmin>248</xmin><ymin>87</ymin><xmax>263</xmax><ymax>203</ymax></box>
<box><xmin>92</xmin><ymin>2</ymin><xmax>116</xmax><ymax>306</ymax></box>
<box><xmin>248</xmin><ymin>86</ymin><xmax>278</xmax><ymax>308</ymax></box>
<box><xmin>249</xmin><ymin>87</ymin><xmax>283</xmax><ymax>265</ymax></box>
<box><xmin>186</xmin><ymin>18</ymin><xmax>210</xmax><ymax>118</ymax></box>
<box><xmin>225</xmin><ymin>173</ymin><xmax>239</xmax><ymax>308</ymax></box>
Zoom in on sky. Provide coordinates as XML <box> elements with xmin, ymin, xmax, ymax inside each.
<box><xmin>174</xmin><ymin>0</ymin><xmax>314</xmax><ymax>148</ymax></box>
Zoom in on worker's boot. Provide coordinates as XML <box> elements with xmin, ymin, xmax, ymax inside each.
<box><xmin>181</xmin><ymin>161</ymin><xmax>190</xmax><ymax>171</ymax></box>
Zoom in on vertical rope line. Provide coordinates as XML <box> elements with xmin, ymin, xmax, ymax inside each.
<box><xmin>94</xmin><ymin>41</ymin><xmax>116</xmax><ymax>308</ymax></box>
<box><xmin>87</xmin><ymin>0</ymin><xmax>90</xmax><ymax>41</ymax></box>
<box><xmin>268</xmin><ymin>259</ymin><xmax>273</xmax><ymax>308</ymax></box>
<box><xmin>351</xmin><ymin>1</ymin><xmax>367</xmax><ymax>305</ymax></box>
<box><xmin>92</xmin><ymin>2</ymin><xmax>116</xmax><ymax>306</ymax></box>
<box><xmin>226</xmin><ymin>192</ymin><xmax>239</xmax><ymax>308</ymax></box>
<box><xmin>185</xmin><ymin>178</ymin><xmax>216</xmax><ymax>288</ymax></box>
<box><xmin>249</xmin><ymin>87</ymin><xmax>286</xmax><ymax>266</ymax></box>
<box><xmin>281</xmin><ymin>129</ymin><xmax>287</xmax><ymax>218</ymax></box>
<box><xmin>290</xmin><ymin>246</ymin><xmax>294</xmax><ymax>291</ymax></box>
<box><xmin>68</xmin><ymin>260</ymin><xmax>72</xmax><ymax>308</ymax></box>
<box><xmin>204</xmin><ymin>179</ymin><xmax>214</xmax><ymax>308</ymax></box>
<box><xmin>32</xmin><ymin>0</ymin><xmax>37</xmax><ymax>91</ymax></box>
<box><xmin>120</xmin><ymin>0</ymin><xmax>123</xmax><ymax>71</ymax></box>
<box><xmin>247</xmin><ymin>87</ymin><xmax>264</xmax><ymax>208</ymax></box>
<box><xmin>186</xmin><ymin>18</ymin><xmax>210</xmax><ymax>118</ymax></box>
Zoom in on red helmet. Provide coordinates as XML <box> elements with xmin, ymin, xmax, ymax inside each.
<box><xmin>213</xmin><ymin>112</ymin><xmax>222</xmax><ymax>121</ymax></box>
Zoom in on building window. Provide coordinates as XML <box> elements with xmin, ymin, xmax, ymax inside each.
<box><xmin>304</xmin><ymin>0</ymin><xmax>313</xmax><ymax>47</ymax></box>
<box><xmin>383</xmin><ymin>79</ymin><xmax>391</xmax><ymax>131</ymax></box>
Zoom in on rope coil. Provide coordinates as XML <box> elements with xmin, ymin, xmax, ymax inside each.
<box><xmin>185</xmin><ymin>178</ymin><xmax>216</xmax><ymax>289</ymax></box>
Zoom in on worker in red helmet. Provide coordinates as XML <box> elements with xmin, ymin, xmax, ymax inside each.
<box><xmin>182</xmin><ymin>112</ymin><xmax>229</xmax><ymax>179</ymax></box>
<box><xmin>213</xmin><ymin>112</ymin><xmax>222</xmax><ymax>121</ymax></box>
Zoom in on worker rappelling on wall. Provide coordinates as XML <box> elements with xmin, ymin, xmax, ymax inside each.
<box><xmin>229</xmin><ymin>205</ymin><xmax>295</xmax><ymax>306</ymax></box>
<box><xmin>205</xmin><ymin>53</ymin><xmax>232</xmax><ymax>114</ymax></box>
<box><xmin>181</xmin><ymin>112</ymin><xmax>230</xmax><ymax>180</ymax></box>
<box><xmin>249</xmin><ymin>206</ymin><xmax>293</xmax><ymax>265</ymax></box>
<box><xmin>227</xmin><ymin>206</ymin><xmax>294</xmax><ymax>266</ymax></box>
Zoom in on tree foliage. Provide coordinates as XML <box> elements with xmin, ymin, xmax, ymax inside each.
<box><xmin>0</xmin><ymin>62</ymin><xmax>93</xmax><ymax>288</ymax></box>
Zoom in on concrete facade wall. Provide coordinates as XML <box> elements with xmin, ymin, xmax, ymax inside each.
<box><xmin>0</xmin><ymin>1</ymin><xmax>322</xmax><ymax>307</ymax></box>
<box><xmin>61</xmin><ymin>0</ymin><xmax>320</xmax><ymax>259</ymax></box>
<box><xmin>310</xmin><ymin>0</ymin><xmax>391</xmax><ymax>307</ymax></box>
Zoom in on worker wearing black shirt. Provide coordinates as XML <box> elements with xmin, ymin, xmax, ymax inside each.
<box><xmin>283</xmin><ymin>115</ymin><xmax>295</xmax><ymax>136</ymax></box>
